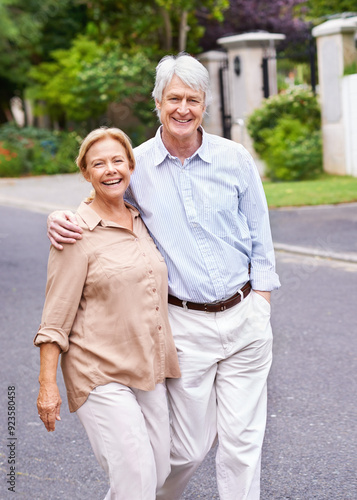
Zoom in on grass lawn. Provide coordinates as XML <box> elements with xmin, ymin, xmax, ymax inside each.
<box><xmin>263</xmin><ymin>174</ymin><xmax>357</xmax><ymax>208</ymax></box>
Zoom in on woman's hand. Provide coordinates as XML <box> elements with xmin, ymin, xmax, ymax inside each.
<box><xmin>37</xmin><ymin>382</ymin><xmax>62</xmax><ymax>432</ymax></box>
<box><xmin>47</xmin><ymin>210</ymin><xmax>82</xmax><ymax>250</ymax></box>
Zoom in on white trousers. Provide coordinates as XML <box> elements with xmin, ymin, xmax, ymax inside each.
<box><xmin>157</xmin><ymin>291</ymin><xmax>273</xmax><ymax>500</ymax></box>
<box><xmin>76</xmin><ymin>382</ymin><xmax>171</xmax><ymax>500</ymax></box>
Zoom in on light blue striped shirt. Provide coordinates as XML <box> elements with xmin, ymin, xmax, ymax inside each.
<box><xmin>125</xmin><ymin>127</ymin><xmax>280</xmax><ymax>302</ymax></box>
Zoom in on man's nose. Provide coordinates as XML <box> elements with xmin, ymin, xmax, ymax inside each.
<box><xmin>177</xmin><ymin>99</ymin><xmax>189</xmax><ymax>113</ymax></box>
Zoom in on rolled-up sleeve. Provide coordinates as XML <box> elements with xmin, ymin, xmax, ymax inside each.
<box><xmin>34</xmin><ymin>242</ymin><xmax>88</xmax><ymax>352</ymax></box>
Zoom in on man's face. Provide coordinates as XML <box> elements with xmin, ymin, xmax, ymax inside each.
<box><xmin>156</xmin><ymin>75</ymin><xmax>206</xmax><ymax>144</ymax></box>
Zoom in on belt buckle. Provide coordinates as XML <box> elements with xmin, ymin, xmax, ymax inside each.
<box><xmin>182</xmin><ymin>300</ymin><xmax>188</xmax><ymax>310</ymax></box>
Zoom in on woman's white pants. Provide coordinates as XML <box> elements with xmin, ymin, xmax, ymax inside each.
<box><xmin>76</xmin><ymin>382</ymin><xmax>171</xmax><ymax>500</ymax></box>
<box><xmin>157</xmin><ymin>291</ymin><xmax>273</xmax><ymax>500</ymax></box>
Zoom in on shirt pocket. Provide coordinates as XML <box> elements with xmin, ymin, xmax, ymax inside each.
<box><xmin>203</xmin><ymin>191</ymin><xmax>239</xmax><ymax>237</ymax></box>
<box><xmin>94</xmin><ymin>242</ymin><xmax>137</xmax><ymax>279</ymax></box>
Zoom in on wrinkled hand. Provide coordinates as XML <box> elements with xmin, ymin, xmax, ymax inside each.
<box><xmin>47</xmin><ymin>210</ymin><xmax>82</xmax><ymax>250</ymax></box>
<box><xmin>37</xmin><ymin>382</ymin><xmax>62</xmax><ymax>432</ymax></box>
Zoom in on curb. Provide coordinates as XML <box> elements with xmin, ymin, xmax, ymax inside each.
<box><xmin>274</xmin><ymin>242</ymin><xmax>357</xmax><ymax>264</ymax></box>
<box><xmin>1</xmin><ymin>196</ymin><xmax>356</xmax><ymax>265</ymax></box>
<box><xmin>0</xmin><ymin>196</ymin><xmax>78</xmax><ymax>214</ymax></box>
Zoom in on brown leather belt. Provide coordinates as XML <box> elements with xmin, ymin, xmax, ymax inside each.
<box><xmin>168</xmin><ymin>281</ymin><xmax>251</xmax><ymax>313</ymax></box>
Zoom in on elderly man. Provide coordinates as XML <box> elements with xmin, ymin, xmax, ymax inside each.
<box><xmin>48</xmin><ymin>53</ymin><xmax>280</xmax><ymax>500</ymax></box>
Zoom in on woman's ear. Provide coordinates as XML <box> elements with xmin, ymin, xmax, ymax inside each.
<box><xmin>82</xmin><ymin>169</ymin><xmax>90</xmax><ymax>182</ymax></box>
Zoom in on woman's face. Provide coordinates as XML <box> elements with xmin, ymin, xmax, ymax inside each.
<box><xmin>84</xmin><ymin>137</ymin><xmax>133</xmax><ymax>203</ymax></box>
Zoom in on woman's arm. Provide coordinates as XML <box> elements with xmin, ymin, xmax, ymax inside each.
<box><xmin>37</xmin><ymin>343</ymin><xmax>62</xmax><ymax>432</ymax></box>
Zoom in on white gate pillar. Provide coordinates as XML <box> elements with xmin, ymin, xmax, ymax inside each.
<box><xmin>198</xmin><ymin>50</ymin><xmax>228</xmax><ymax>137</ymax></box>
<box><xmin>216</xmin><ymin>32</ymin><xmax>285</xmax><ymax>150</ymax></box>
<box><xmin>312</xmin><ymin>17</ymin><xmax>357</xmax><ymax>176</ymax></box>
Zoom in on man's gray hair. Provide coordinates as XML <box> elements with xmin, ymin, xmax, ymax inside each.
<box><xmin>152</xmin><ymin>53</ymin><xmax>212</xmax><ymax>110</ymax></box>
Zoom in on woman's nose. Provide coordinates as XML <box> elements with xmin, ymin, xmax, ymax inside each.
<box><xmin>106</xmin><ymin>161</ymin><xmax>117</xmax><ymax>172</ymax></box>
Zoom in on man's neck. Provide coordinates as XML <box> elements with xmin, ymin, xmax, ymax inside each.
<box><xmin>161</xmin><ymin>128</ymin><xmax>203</xmax><ymax>165</ymax></box>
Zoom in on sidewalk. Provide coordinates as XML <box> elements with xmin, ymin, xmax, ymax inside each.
<box><xmin>1</xmin><ymin>173</ymin><xmax>357</xmax><ymax>263</ymax></box>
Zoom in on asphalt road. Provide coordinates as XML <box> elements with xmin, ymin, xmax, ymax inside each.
<box><xmin>1</xmin><ymin>205</ymin><xmax>356</xmax><ymax>499</ymax></box>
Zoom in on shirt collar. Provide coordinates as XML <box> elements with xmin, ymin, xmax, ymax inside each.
<box><xmin>153</xmin><ymin>125</ymin><xmax>211</xmax><ymax>166</ymax></box>
<box><xmin>77</xmin><ymin>201</ymin><xmax>140</xmax><ymax>231</ymax></box>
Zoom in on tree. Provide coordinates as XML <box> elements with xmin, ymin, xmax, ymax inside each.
<box><xmin>72</xmin><ymin>0</ymin><xmax>229</xmax><ymax>53</ymax></box>
<box><xmin>197</xmin><ymin>0</ymin><xmax>310</xmax><ymax>52</ymax></box>
<box><xmin>0</xmin><ymin>0</ymin><xmax>87</xmax><ymax>123</ymax></box>
<box><xmin>1</xmin><ymin>0</ymin><xmax>229</xmax><ymax>126</ymax></box>
<box><xmin>154</xmin><ymin>0</ymin><xmax>228</xmax><ymax>52</ymax></box>
<box><xmin>27</xmin><ymin>36</ymin><xmax>156</xmax><ymax>130</ymax></box>
<box><xmin>302</xmin><ymin>0</ymin><xmax>357</xmax><ymax>21</ymax></box>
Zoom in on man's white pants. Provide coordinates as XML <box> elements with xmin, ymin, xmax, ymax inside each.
<box><xmin>76</xmin><ymin>382</ymin><xmax>171</xmax><ymax>500</ymax></box>
<box><xmin>157</xmin><ymin>291</ymin><xmax>273</xmax><ymax>500</ymax></box>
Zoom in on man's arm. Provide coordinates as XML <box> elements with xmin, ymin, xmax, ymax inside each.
<box><xmin>238</xmin><ymin>148</ymin><xmax>280</xmax><ymax>296</ymax></box>
<box><xmin>47</xmin><ymin>211</ymin><xmax>83</xmax><ymax>250</ymax></box>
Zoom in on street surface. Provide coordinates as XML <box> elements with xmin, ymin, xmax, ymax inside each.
<box><xmin>0</xmin><ymin>202</ymin><xmax>356</xmax><ymax>499</ymax></box>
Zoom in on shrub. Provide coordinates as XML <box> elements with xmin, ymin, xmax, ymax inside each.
<box><xmin>0</xmin><ymin>141</ymin><xmax>24</xmax><ymax>177</ymax></box>
<box><xmin>247</xmin><ymin>87</ymin><xmax>322</xmax><ymax>181</ymax></box>
<box><xmin>263</xmin><ymin>118</ymin><xmax>322</xmax><ymax>181</ymax></box>
<box><xmin>0</xmin><ymin>123</ymin><xmax>82</xmax><ymax>177</ymax></box>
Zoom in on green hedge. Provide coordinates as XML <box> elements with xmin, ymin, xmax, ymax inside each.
<box><xmin>246</xmin><ymin>87</ymin><xmax>322</xmax><ymax>181</ymax></box>
<box><xmin>0</xmin><ymin>123</ymin><xmax>82</xmax><ymax>177</ymax></box>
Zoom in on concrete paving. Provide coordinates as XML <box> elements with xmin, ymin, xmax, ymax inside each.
<box><xmin>0</xmin><ymin>173</ymin><xmax>356</xmax><ymax>263</ymax></box>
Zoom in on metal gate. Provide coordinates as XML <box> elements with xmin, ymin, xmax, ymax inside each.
<box><xmin>262</xmin><ymin>35</ymin><xmax>317</xmax><ymax>98</ymax></box>
<box><xmin>218</xmin><ymin>59</ymin><xmax>232</xmax><ymax>139</ymax></box>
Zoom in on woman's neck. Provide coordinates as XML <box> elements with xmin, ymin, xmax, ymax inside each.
<box><xmin>90</xmin><ymin>196</ymin><xmax>133</xmax><ymax>230</ymax></box>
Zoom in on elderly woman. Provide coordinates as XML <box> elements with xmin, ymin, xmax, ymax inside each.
<box><xmin>34</xmin><ymin>127</ymin><xmax>180</xmax><ymax>500</ymax></box>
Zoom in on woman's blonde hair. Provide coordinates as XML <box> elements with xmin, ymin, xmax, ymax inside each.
<box><xmin>76</xmin><ymin>127</ymin><xmax>135</xmax><ymax>176</ymax></box>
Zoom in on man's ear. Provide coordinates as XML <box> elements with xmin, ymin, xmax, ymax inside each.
<box><xmin>155</xmin><ymin>99</ymin><xmax>161</xmax><ymax>110</ymax></box>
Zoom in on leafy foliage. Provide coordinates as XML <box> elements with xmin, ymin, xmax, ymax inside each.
<box><xmin>302</xmin><ymin>0</ymin><xmax>357</xmax><ymax>21</ymax></box>
<box><xmin>27</xmin><ymin>36</ymin><xmax>157</xmax><ymax>128</ymax></box>
<box><xmin>0</xmin><ymin>123</ymin><xmax>82</xmax><ymax>177</ymax></box>
<box><xmin>247</xmin><ymin>88</ymin><xmax>322</xmax><ymax>181</ymax></box>
<box><xmin>197</xmin><ymin>0</ymin><xmax>310</xmax><ymax>53</ymax></box>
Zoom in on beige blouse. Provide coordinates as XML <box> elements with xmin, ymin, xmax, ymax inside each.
<box><xmin>34</xmin><ymin>202</ymin><xmax>180</xmax><ymax>412</ymax></box>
